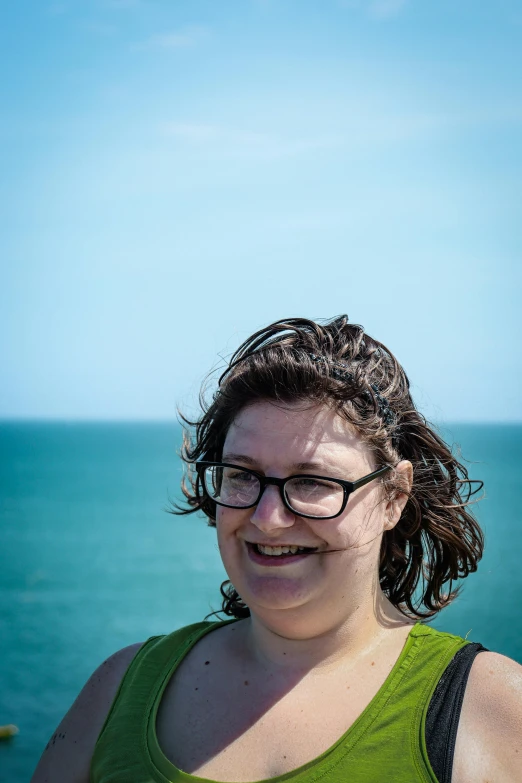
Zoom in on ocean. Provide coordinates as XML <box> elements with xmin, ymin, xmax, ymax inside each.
<box><xmin>1</xmin><ymin>421</ymin><xmax>521</xmax><ymax>782</ymax></box>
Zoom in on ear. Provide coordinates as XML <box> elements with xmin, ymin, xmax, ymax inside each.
<box><xmin>384</xmin><ymin>460</ymin><xmax>413</xmax><ymax>530</ymax></box>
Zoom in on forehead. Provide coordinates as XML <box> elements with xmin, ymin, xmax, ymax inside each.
<box><xmin>222</xmin><ymin>401</ymin><xmax>373</xmax><ymax>472</ymax></box>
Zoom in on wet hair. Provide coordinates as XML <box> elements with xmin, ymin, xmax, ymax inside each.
<box><xmin>173</xmin><ymin>315</ymin><xmax>484</xmax><ymax>620</ymax></box>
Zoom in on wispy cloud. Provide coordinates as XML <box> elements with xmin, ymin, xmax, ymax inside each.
<box><xmin>104</xmin><ymin>0</ymin><xmax>143</xmax><ymax>8</ymax></box>
<box><xmin>132</xmin><ymin>25</ymin><xmax>209</xmax><ymax>51</ymax></box>
<box><xmin>159</xmin><ymin>98</ymin><xmax>522</xmax><ymax>163</ymax></box>
<box><xmin>338</xmin><ymin>0</ymin><xmax>408</xmax><ymax>20</ymax></box>
<box><xmin>48</xmin><ymin>0</ymin><xmax>143</xmax><ymax>17</ymax></box>
<box><xmin>160</xmin><ymin>122</ymin><xmax>334</xmax><ymax>159</ymax></box>
<box><xmin>47</xmin><ymin>2</ymin><xmax>69</xmax><ymax>14</ymax></box>
<box><xmin>368</xmin><ymin>0</ymin><xmax>407</xmax><ymax>19</ymax></box>
<box><xmin>82</xmin><ymin>20</ymin><xmax>118</xmax><ymax>36</ymax></box>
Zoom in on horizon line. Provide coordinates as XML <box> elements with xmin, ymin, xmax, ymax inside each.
<box><xmin>1</xmin><ymin>417</ymin><xmax>521</xmax><ymax>426</ymax></box>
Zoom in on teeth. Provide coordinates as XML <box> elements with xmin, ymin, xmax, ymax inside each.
<box><xmin>256</xmin><ymin>544</ymin><xmax>310</xmax><ymax>556</ymax></box>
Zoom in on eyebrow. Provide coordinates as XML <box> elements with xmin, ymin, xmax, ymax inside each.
<box><xmin>221</xmin><ymin>453</ymin><xmax>342</xmax><ymax>475</ymax></box>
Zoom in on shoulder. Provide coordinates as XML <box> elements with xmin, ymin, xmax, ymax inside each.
<box><xmin>30</xmin><ymin>642</ymin><xmax>143</xmax><ymax>783</ymax></box>
<box><xmin>453</xmin><ymin>651</ymin><xmax>522</xmax><ymax>783</ymax></box>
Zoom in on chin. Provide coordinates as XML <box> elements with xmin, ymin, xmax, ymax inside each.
<box><xmin>236</xmin><ymin>573</ymin><xmax>319</xmax><ymax>613</ymax></box>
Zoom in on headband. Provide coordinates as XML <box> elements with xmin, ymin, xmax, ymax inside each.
<box><xmin>308</xmin><ymin>353</ymin><xmax>395</xmax><ymax>426</ymax></box>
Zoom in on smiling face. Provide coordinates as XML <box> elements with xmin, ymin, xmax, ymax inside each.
<box><xmin>216</xmin><ymin>400</ymin><xmax>403</xmax><ymax>630</ymax></box>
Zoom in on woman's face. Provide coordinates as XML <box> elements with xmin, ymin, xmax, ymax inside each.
<box><xmin>216</xmin><ymin>401</ymin><xmax>406</xmax><ymax>625</ymax></box>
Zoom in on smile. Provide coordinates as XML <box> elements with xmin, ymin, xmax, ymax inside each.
<box><xmin>254</xmin><ymin>543</ymin><xmax>317</xmax><ymax>556</ymax></box>
<box><xmin>245</xmin><ymin>541</ymin><xmax>319</xmax><ymax>565</ymax></box>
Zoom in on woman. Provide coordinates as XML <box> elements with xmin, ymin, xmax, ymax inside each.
<box><xmin>32</xmin><ymin>316</ymin><xmax>522</xmax><ymax>783</ymax></box>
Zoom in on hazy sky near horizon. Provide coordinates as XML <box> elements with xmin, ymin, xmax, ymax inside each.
<box><xmin>1</xmin><ymin>0</ymin><xmax>521</xmax><ymax>422</ymax></box>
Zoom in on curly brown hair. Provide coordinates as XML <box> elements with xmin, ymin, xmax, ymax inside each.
<box><xmin>173</xmin><ymin>315</ymin><xmax>484</xmax><ymax>621</ymax></box>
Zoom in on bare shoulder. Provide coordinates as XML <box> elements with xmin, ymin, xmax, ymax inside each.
<box><xmin>453</xmin><ymin>651</ymin><xmax>522</xmax><ymax>783</ymax></box>
<box><xmin>30</xmin><ymin>642</ymin><xmax>143</xmax><ymax>783</ymax></box>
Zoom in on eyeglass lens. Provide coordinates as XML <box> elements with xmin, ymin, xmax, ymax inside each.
<box><xmin>202</xmin><ymin>465</ymin><xmax>345</xmax><ymax>518</ymax></box>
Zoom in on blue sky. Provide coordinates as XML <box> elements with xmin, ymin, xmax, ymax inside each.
<box><xmin>1</xmin><ymin>0</ymin><xmax>521</xmax><ymax>421</ymax></box>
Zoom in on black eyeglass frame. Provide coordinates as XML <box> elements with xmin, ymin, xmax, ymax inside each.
<box><xmin>195</xmin><ymin>461</ymin><xmax>392</xmax><ymax>521</ymax></box>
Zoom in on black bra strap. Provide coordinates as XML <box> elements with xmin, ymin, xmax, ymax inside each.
<box><xmin>425</xmin><ymin>642</ymin><xmax>488</xmax><ymax>783</ymax></box>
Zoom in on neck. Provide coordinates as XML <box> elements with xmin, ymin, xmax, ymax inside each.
<box><xmin>242</xmin><ymin>587</ymin><xmax>411</xmax><ymax>672</ymax></box>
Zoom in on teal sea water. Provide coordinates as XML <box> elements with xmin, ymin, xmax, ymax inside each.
<box><xmin>1</xmin><ymin>422</ymin><xmax>521</xmax><ymax>782</ymax></box>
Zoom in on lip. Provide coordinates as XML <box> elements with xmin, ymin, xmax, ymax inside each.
<box><xmin>245</xmin><ymin>541</ymin><xmax>318</xmax><ymax>566</ymax></box>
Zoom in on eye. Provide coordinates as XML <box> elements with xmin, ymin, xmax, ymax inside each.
<box><xmin>294</xmin><ymin>477</ymin><xmax>336</xmax><ymax>489</ymax></box>
<box><xmin>294</xmin><ymin>477</ymin><xmax>321</xmax><ymax>488</ymax></box>
<box><xmin>288</xmin><ymin>477</ymin><xmax>342</xmax><ymax>497</ymax></box>
<box><xmin>225</xmin><ymin>469</ymin><xmax>257</xmax><ymax>484</ymax></box>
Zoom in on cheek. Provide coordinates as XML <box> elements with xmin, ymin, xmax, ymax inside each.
<box><xmin>215</xmin><ymin>507</ymin><xmax>244</xmax><ymax>548</ymax></box>
<box><xmin>335</xmin><ymin>493</ymin><xmax>387</xmax><ymax>547</ymax></box>
<box><xmin>216</xmin><ymin>505</ymin><xmax>234</xmax><ymax>532</ymax></box>
<box><xmin>215</xmin><ymin>508</ymin><xmax>228</xmax><ymax>550</ymax></box>
<box><xmin>215</xmin><ymin>509</ymin><xmax>249</xmax><ymax>585</ymax></box>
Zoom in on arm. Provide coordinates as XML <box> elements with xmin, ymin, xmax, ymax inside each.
<box><xmin>453</xmin><ymin>651</ymin><xmax>522</xmax><ymax>783</ymax></box>
<box><xmin>30</xmin><ymin>643</ymin><xmax>142</xmax><ymax>783</ymax></box>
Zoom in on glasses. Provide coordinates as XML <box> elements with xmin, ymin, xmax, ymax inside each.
<box><xmin>196</xmin><ymin>462</ymin><xmax>392</xmax><ymax>520</ymax></box>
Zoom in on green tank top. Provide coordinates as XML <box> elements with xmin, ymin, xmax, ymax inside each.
<box><xmin>90</xmin><ymin>621</ymin><xmax>470</xmax><ymax>783</ymax></box>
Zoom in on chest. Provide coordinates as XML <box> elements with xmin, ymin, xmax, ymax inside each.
<box><xmin>156</xmin><ymin>656</ymin><xmax>396</xmax><ymax>782</ymax></box>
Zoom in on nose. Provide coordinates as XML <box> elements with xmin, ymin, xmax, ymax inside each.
<box><xmin>249</xmin><ymin>484</ymin><xmax>296</xmax><ymax>533</ymax></box>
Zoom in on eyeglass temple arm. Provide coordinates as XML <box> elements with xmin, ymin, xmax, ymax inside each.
<box><xmin>350</xmin><ymin>465</ymin><xmax>392</xmax><ymax>492</ymax></box>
